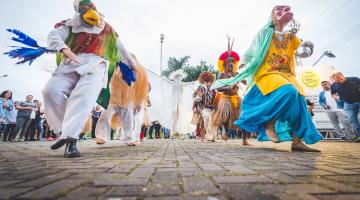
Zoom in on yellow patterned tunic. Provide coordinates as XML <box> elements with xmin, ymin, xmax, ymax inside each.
<box><xmin>254</xmin><ymin>33</ymin><xmax>304</xmax><ymax>96</ymax></box>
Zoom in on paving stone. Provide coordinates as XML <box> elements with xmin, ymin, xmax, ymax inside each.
<box><xmin>262</xmin><ymin>171</ymin><xmax>303</xmax><ymax>183</ymax></box>
<box><xmin>198</xmin><ymin>163</ymin><xmax>223</xmax><ymax>171</ymax></box>
<box><xmin>146</xmin><ymin>184</ymin><xmax>183</xmax><ymax>196</ymax></box>
<box><xmin>1</xmin><ymin>139</ymin><xmax>360</xmax><ymax>199</ymax></box>
<box><xmin>179</xmin><ymin>167</ymin><xmax>203</xmax><ymax>176</ymax></box>
<box><xmin>325</xmin><ymin>175</ymin><xmax>360</xmax><ymax>183</ymax></box>
<box><xmin>314</xmin><ymin>194</ymin><xmax>360</xmax><ymax>200</ymax></box>
<box><xmin>58</xmin><ymin>186</ymin><xmax>108</xmax><ymax>200</ymax></box>
<box><xmin>109</xmin><ymin>163</ymin><xmax>137</xmax><ymax>173</ymax></box>
<box><xmin>93</xmin><ymin>173</ymin><xmax>148</xmax><ymax>186</ymax></box>
<box><xmin>297</xmin><ymin>176</ymin><xmax>360</xmax><ymax>193</ymax></box>
<box><xmin>315</xmin><ymin>165</ymin><xmax>360</xmax><ymax>175</ymax></box>
<box><xmin>145</xmin><ymin>195</ymin><xmax>227</xmax><ymax>200</ymax></box>
<box><xmin>183</xmin><ymin>177</ymin><xmax>220</xmax><ymax>195</ymax></box>
<box><xmin>281</xmin><ymin>169</ymin><xmax>335</xmax><ymax>176</ymax></box>
<box><xmin>129</xmin><ymin>167</ymin><xmax>155</xmax><ymax>177</ymax></box>
<box><xmin>153</xmin><ymin>171</ymin><xmax>179</xmax><ymax>185</ymax></box>
<box><xmin>107</xmin><ymin>185</ymin><xmax>146</xmax><ymax>197</ymax></box>
<box><xmin>19</xmin><ymin>179</ymin><xmax>85</xmax><ymax>199</ymax></box>
<box><xmin>223</xmin><ymin>165</ymin><xmax>258</xmax><ymax>175</ymax></box>
<box><xmin>254</xmin><ymin>183</ymin><xmax>334</xmax><ymax>196</ymax></box>
<box><xmin>15</xmin><ymin>173</ymin><xmax>70</xmax><ymax>187</ymax></box>
<box><xmin>213</xmin><ymin>175</ymin><xmax>272</xmax><ymax>184</ymax></box>
<box><xmin>219</xmin><ymin>184</ymin><xmax>280</xmax><ymax>200</ymax></box>
<box><xmin>0</xmin><ymin>179</ymin><xmax>21</xmax><ymax>187</ymax></box>
<box><xmin>0</xmin><ymin>187</ymin><xmax>33</xmax><ymax>199</ymax></box>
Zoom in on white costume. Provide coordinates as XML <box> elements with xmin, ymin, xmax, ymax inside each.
<box><xmin>43</xmin><ymin>7</ymin><xmax>133</xmax><ymax>140</ymax></box>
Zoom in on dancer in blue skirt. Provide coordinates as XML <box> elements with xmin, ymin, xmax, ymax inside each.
<box><xmin>212</xmin><ymin>5</ymin><xmax>322</xmax><ymax>152</ymax></box>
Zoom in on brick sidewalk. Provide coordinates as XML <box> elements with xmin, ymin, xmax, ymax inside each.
<box><xmin>0</xmin><ymin>139</ymin><xmax>359</xmax><ymax>200</ymax></box>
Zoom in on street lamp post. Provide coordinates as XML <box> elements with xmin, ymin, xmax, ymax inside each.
<box><xmin>160</xmin><ymin>33</ymin><xmax>165</xmax><ymax>75</ymax></box>
<box><xmin>312</xmin><ymin>51</ymin><xmax>336</xmax><ymax>66</ymax></box>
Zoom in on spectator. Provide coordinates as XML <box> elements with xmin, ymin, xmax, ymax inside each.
<box><xmin>319</xmin><ymin>81</ymin><xmax>354</xmax><ymax>139</ymax></box>
<box><xmin>161</xmin><ymin>127</ymin><xmax>170</xmax><ymax>139</ymax></box>
<box><xmin>27</xmin><ymin>100</ymin><xmax>39</xmax><ymax>141</ymax></box>
<box><xmin>10</xmin><ymin>95</ymin><xmax>36</xmax><ymax>141</ymax></box>
<box><xmin>148</xmin><ymin>123</ymin><xmax>154</xmax><ymax>139</ymax></box>
<box><xmin>306</xmin><ymin>99</ymin><xmax>315</xmax><ymax>117</ymax></box>
<box><xmin>29</xmin><ymin>101</ymin><xmax>45</xmax><ymax>141</ymax></box>
<box><xmin>3</xmin><ymin>101</ymin><xmax>18</xmax><ymax>141</ymax></box>
<box><xmin>0</xmin><ymin>90</ymin><xmax>14</xmax><ymax>138</ymax></box>
<box><xmin>91</xmin><ymin>105</ymin><xmax>102</xmax><ymax>138</ymax></box>
<box><xmin>153</xmin><ymin>121</ymin><xmax>161</xmax><ymax>139</ymax></box>
<box><xmin>43</xmin><ymin>118</ymin><xmax>57</xmax><ymax>141</ymax></box>
<box><xmin>331</xmin><ymin>72</ymin><xmax>360</xmax><ymax>142</ymax></box>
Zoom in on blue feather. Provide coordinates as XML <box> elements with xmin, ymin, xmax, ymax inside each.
<box><xmin>6</xmin><ymin>29</ymin><xmax>40</xmax><ymax>48</ymax></box>
<box><xmin>4</xmin><ymin>46</ymin><xmax>47</xmax><ymax>65</ymax></box>
<box><xmin>4</xmin><ymin>29</ymin><xmax>56</xmax><ymax>65</ymax></box>
<box><xmin>118</xmin><ymin>62</ymin><xmax>136</xmax><ymax>86</ymax></box>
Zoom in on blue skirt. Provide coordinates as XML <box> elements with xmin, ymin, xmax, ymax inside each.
<box><xmin>234</xmin><ymin>84</ymin><xmax>323</xmax><ymax>144</ymax></box>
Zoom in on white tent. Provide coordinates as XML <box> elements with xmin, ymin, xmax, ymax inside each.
<box><xmin>146</xmin><ymin>70</ymin><xmax>197</xmax><ymax>134</ymax></box>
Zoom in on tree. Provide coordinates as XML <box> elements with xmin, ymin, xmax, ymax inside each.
<box><xmin>182</xmin><ymin>60</ymin><xmax>218</xmax><ymax>82</ymax></box>
<box><xmin>161</xmin><ymin>56</ymin><xmax>191</xmax><ymax>78</ymax></box>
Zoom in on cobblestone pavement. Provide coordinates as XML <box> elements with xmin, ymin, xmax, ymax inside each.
<box><xmin>0</xmin><ymin>139</ymin><xmax>359</xmax><ymax>200</ymax></box>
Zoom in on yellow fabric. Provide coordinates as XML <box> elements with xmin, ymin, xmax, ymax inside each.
<box><xmin>220</xmin><ymin>94</ymin><xmax>240</xmax><ymax>108</ymax></box>
<box><xmin>254</xmin><ymin>33</ymin><xmax>304</xmax><ymax>96</ymax></box>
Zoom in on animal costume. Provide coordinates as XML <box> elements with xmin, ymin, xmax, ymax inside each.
<box><xmin>95</xmin><ymin>54</ymin><xmax>149</xmax><ymax>146</ymax></box>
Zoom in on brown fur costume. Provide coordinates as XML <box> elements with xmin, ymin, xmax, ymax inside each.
<box><xmin>108</xmin><ymin>54</ymin><xmax>149</xmax><ymax>130</ymax></box>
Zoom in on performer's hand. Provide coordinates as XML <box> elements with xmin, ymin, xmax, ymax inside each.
<box><xmin>61</xmin><ymin>48</ymin><xmax>80</xmax><ymax>64</ymax></box>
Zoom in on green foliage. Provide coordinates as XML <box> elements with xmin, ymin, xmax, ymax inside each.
<box><xmin>182</xmin><ymin>60</ymin><xmax>217</xmax><ymax>82</ymax></box>
<box><xmin>161</xmin><ymin>56</ymin><xmax>191</xmax><ymax>78</ymax></box>
<box><xmin>161</xmin><ymin>56</ymin><xmax>218</xmax><ymax>82</ymax></box>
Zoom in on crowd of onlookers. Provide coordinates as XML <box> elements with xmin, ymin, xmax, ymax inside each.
<box><xmin>319</xmin><ymin>72</ymin><xmax>360</xmax><ymax>142</ymax></box>
<box><xmin>1</xmin><ymin>71</ymin><xmax>358</xmax><ymax>143</ymax></box>
<box><xmin>0</xmin><ymin>89</ymin><xmax>173</xmax><ymax>142</ymax></box>
<box><xmin>0</xmin><ymin>91</ymin><xmax>58</xmax><ymax>142</ymax></box>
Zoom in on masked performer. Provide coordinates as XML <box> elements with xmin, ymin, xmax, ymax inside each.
<box><xmin>193</xmin><ymin>72</ymin><xmax>217</xmax><ymax>142</ymax></box>
<box><xmin>95</xmin><ymin>54</ymin><xmax>149</xmax><ymax>146</ymax></box>
<box><xmin>41</xmin><ymin>0</ymin><xmax>135</xmax><ymax>157</ymax></box>
<box><xmin>212</xmin><ymin>5</ymin><xmax>322</xmax><ymax>152</ymax></box>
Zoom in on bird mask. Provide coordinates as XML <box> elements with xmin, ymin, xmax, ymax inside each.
<box><xmin>73</xmin><ymin>0</ymin><xmax>101</xmax><ymax>27</ymax></box>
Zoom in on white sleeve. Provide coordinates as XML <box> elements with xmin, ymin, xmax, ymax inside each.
<box><xmin>117</xmin><ymin>39</ymin><xmax>134</xmax><ymax>68</ymax></box>
<box><xmin>47</xmin><ymin>25</ymin><xmax>70</xmax><ymax>52</ymax></box>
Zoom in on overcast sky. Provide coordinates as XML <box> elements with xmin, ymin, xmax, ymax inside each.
<box><xmin>0</xmin><ymin>0</ymin><xmax>359</xmax><ymax>101</ymax></box>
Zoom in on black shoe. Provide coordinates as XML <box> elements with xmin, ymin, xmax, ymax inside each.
<box><xmin>64</xmin><ymin>138</ymin><xmax>81</xmax><ymax>158</ymax></box>
<box><xmin>51</xmin><ymin>139</ymin><xmax>67</xmax><ymax>150</ymax></box>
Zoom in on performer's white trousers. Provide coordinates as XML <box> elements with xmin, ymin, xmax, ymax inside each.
<box><xmin>132</xmin><ymin>108</ymin><xmax>145</xmax><ymax>142</ymax></box>
<box><xmin>95</xmin><ymin>105</ymin><xmax>135</xmax><ymax>144</ymax></box>
<box><xmin>202</xmin><ymin>109</ymin><xmax>217</xmax><ymax>141</ymax></box>
<box><xmin>42</xmin><ymin>55</ymin><xmax>107</xmax><ymax>140</ymax></box>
